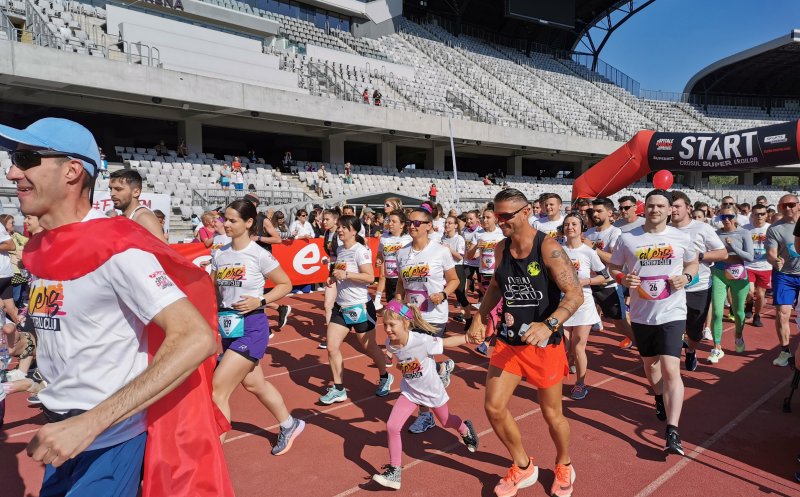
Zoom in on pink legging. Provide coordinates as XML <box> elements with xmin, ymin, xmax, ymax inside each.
<box><xmin>387</xmin><ymin>395</ymin><xmax>467</xmax><ymax>467</ymax></box>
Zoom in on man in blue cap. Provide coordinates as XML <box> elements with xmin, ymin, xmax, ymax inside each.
<box><xmin>0</xmin><ymin>118</ymin><xmax>232</xmax><ymax>496</ymax></box>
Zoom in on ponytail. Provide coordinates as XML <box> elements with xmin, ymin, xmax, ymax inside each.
<box><xmin>381</xmin><ymin>300</ymin><xmax>438</xmax><ymax>335</ymax></box>
<box><xmin>407</xmin><ymin>305</ymin><xmax>439</xmax><ymax>335</ymax></box>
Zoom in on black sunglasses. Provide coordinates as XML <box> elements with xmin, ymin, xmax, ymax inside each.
<box><xmin>12</xmin><ymin>149</ymin><xmax>98</xmax><ymax>174</ymax></box>
<box><xmin>496</xmin><ymin>204</ymin><xmax>527</xmax><ymax>223</ymax></box>
<box><xmin>405</xmin><ymin>220</ymin><xmax>431</xmax><ymax>227</ymax></box>
<box><xmin>780</xmin><ymin>202</ymin><xmax>798</xmax><ymax>209</ymax></box>
<box><xmin>619</xmin><ymin>205</ymin><xmax>634</xmax><ymax>211</ymax></box>
<box><xmin>719</xmin><ymin>214</ymin><xmax>736</xmax><ymax>221</ymax></box>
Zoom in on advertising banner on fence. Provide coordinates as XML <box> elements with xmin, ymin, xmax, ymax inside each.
<box><xmin>647</xmin><ymin>120</ymin><xmax>798</xmax><ymax>171</ymax></box>
<box><xmin>171</xmin><ymin>237</ymin><xmax>382</xmax><ymax>287</ymax></box>
<box><xmin>92</xmin><ymin>193</ymin><xmax>172</xmax><ymax>231</ymax></box>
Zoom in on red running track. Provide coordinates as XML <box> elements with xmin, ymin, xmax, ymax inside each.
<box><xmin>3</xmin><ymin>291</ymin><xmax>800</xmax><ymax>497</ymax></box>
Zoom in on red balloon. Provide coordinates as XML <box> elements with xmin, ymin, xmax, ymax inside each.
<box><xmin>653</xmin><ymin>170</ymin><xmax>674</xmax><ymax>190</ymax></box>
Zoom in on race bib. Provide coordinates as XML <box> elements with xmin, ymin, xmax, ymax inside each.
<box><xmin>405</xmin><ymin>289</ymin><xmax>430</xmax><ymax>312</ymax></box>
<box><xmin>480</xmin><ymin>252</ymin><xmax>495</xmax><ymax>273</ymax></box>
<box><xmin>218</xmin><ymin>310</ymin><xmax>244</xmax><ymax>339</ymax></box>
<box><xmin>686</xmin><ymin>272</ymin><xmax>700</xmax><ymax>288</ymax></box>
<box><xmin>637</xmin><ymin>275</ymin><xmax>671</xmax><ymax>301</ymax></box>
<box><xmin>753</xmin><ymin>248</ymin><xmax>766</xmax><ymax>261</ymax></box>
<box><xmin>384</xmin><ymin>259</ymin><xmax>399</xmax><ymax>278</ymax></box>
<box><xmin>725</xmin><ymin>264</ymin><xmax>747</xmax><ymax>280</ymax></box>
<box><xmin>342</xmin><ymin>304</ymin><xmax>368</xmax><ymax>325</ymax></box>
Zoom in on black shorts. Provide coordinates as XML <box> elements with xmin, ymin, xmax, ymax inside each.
<box><xmin>590</xmin><ymin>285</ymin><xmax>626</xmax><ymax>320</ymax></box>
<box><xmin>685</xmin><ymin>289</ymin><xmax>711</xmax><ymax>342</ymax></box>
<box><xmin>385</xmin><ymin>278</ymin><xmax>398</xmax><ymax>300</ymax></box>
<box><xmin>330</xmin><ymin>301</ymin><xmax>377</xmax><ymax>333</ymax></box>
<box><xmin>0</xmin><ymin>277</ymin><xmax>12</xmax><ymax>300</ymax></box>
<box><xmin>464</xmin><ymin>265</ymin><xmax>479</xmax><ymax>284</ymax></box>
<box><xmin>631</xmin><ymin>320</ymin><xmax>686</xmax><ymax>358</ymax></box>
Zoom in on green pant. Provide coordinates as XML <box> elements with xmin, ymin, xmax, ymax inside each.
<box><xmin>710</xmin><ymin>267</ymin><xmax>750</xmax><ymax>344</ymax></box>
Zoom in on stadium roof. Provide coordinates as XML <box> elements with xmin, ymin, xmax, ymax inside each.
<box><xmin>685</xmin><ymin>30</ymin><xmax>800</xmax><ymax>99</ymax></box>
<box><xmin>402</xmin><ymin>1</ymin><xmax>648</xmax><ymax>54</ymax></box>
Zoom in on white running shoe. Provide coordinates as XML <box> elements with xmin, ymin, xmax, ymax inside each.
<box><xmin>774</xmin><ymin>350</ymin><xmax>792</xmax><ymax>367</ymax></box>
<box><xmin>707</xmin><ymin>348</ymin><xmax>725</xmax><ymax>364</ymax></box>
<box><xmin>702</xmin><ymin>327</ymin><xmax>713</xmax><ymax>341</ymax></box>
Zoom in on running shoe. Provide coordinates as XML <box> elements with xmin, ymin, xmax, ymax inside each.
<box><xmin>319</xmin><ymin>386</ymin><xmax>347</xmax><ymax>405</ymax></box>
<box><xmin>685</xmin><ymin>350</ymin><xmax>698</xmax><ymax>372</ymax></box>
<box><xmin>375</xmin><ymin>373</ymin><xmax>394</xmax><ymax>397</ymax></box>
<box><xmin>752</xmin><ymin>314</ymin><xmax>763</xmax><ymax>327</ymax></box>
<box><xmin>438</xmin><ymin>359</ymin><xmax>455</xmax><ymax>388</ymax></box>
<box><xmin>569</xmin><ymin>384</ymin><xmax>589</xmax><ymax>400</ymax></box>
<box><xmin>665</xmin><ymin>427</ymin><xmax>684</xmax><ymax>456</ymax></box>
<box><xmin>618</xmin><ymin>337</ymin><xmax>633</xmax><ymax>349</ymax></box>
<box><xmin>27</xmin><ymin>394</ymin><xmax>41</xmax><ymax>404</ymax></box>
<box><xmin>493</xmin><ymin>458</ymin><xmax>538</xmax><ymax>497</ymax></box>
<box><xmin>372</xmin><ymin>465</ymin><xmax>402</xmax><ymax>490</ymax></box>
<box><xmin>384</xmin><ymin>351</ymin><xmax>394</xmax><ymax>367</ymax></box>
<box><xmin>735</xmin><ymin>337</ymin><xmax>745</xmax><ymax>353</ymax></box>
<box><xmin>318</xmin><ymin>341</ymin><xmax>327</xmax><ymax>349</ymax></box>
<box><xmin>745</xmin><ymin>301</ymin><xmax>753</xmax><ymax>319</ymax></box>
<box><xmin>408</xmin><ymin>411</ymin><xmax>435</xmax><ymax>434</ymax></box>
<box><xmin>476</xmin><ymin>342</ymin><xmax>489</xmax><ymax>356</ymax></box>
<box><xmin>774</xmin><ymin>350</ymin><xmax>792</xmax><ymax>367</ymax></box>
<box><xmin>702</xmin><ymin>327</ymin><xmax>713</xmax><ymax>341</ymax></box>
<box><xmin>472</xmin><ymin>303</ymin><xmax>481</xmax><ymax>310</ymax></box>
<box><xmin>569</xmin><ymin>363</ymin><xmax>576</xmax><ymax>375</ymax></box>
<box><xmin>725</xmin><ymin>313</ymin><xmax>734</xmax><ymax>322</ymax></box>
<box><xmin>4</xmin><ymin>369</ymin><xmax>26</xmax><ymax>382</ymax></box>
<box><xmin>271</xmin><ymin>418</ymin><xmax>306</xmax><ymax>456</ymax></box>
<box><xmin>655</xmin><ymin>397</ymin><xmax>667</xmax><ymax>422</ymax></box>
<box><xmin>550</xmin><ymin>463</ymin><xmax>576</xmax><ymax>497</ymax></box>
<box><xmin>591</xmin><ymin>322</ymin><xmax>602</xmax><ymax>332</ymax></box>
<box><xmin>277</xmin><ymin>305</ymin><xmax>291</xmax><ymax>329</ymax></box>
<box><xmin>707</xmin><ymin>348</ymin><xmax>725</xmax><ymax>364</ymax></box>
<box><xmin>453</xmin><ymin>314</ymin><xmax>466</xmax><ymax>324</ymax></box>
<box><xmin>269</xmin><ymin>331</ymin><xmax>275</xmax><ymax>339</ymax></box>
<box><xmin>462</xmin><ymin>420</ymin><xmax>479</xmax><ymax>452</ymax></box>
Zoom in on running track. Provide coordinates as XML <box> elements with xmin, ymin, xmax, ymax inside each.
<box><xmin>3</xmin><ymin>291</ymin><xmax>800</xmax><ymax>497</ymax></box>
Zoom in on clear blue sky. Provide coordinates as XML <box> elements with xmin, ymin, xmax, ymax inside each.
<box><xmin>599</xmin><ymin>0</ymin><xmax>800</xmax><ymax>94</ymax></box>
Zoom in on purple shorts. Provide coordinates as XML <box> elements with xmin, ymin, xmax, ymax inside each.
<box><xmin>221</xmin><ymin>312</ymin><xmax>270</xmax><ymax>362</ymax></box>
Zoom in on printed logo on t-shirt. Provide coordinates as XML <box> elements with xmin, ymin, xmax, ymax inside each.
<box><xmin>635</xmin><ymin>244</ymin><xmax>674</xmax><ymax>266</ymax></box>
<box><xmin>333</xmin><ymin>262</ymin><xmax>347</xmax><ymax>272</ymax></box>
<box><xmin>401</xmin><ymin>264</ymin><xmax>430</xmax><ymax>283</ymax></box>
<box><xmin>527</xmin><ymin>262</ymin><xmax>541</xmax><ymax>276</ymax></box>
<box><xmin>570</xmin><ymin>259</ymin><xmax>581</xmax><ymax>272</ymax></box>
<box><xmin>480</xmin><ymin>241</ymin><xmax>500</xmax><ymax>272</ymax></box>
<box><xmin>752</xmin><ymin>233</ymin><xmax>766</xmax><ymax>260</ymax></box>
<box><xmin>502</xmin><ymin>277</ymin><xmax>544</xmax><ymax>306</ymax></box>
<box><xmin>216</xmin><ymin>264</ymin><xmax>246</xmax><ymax>287</ymax></box>
<box><xmin>383</xmin><ymin>243</ymin><xmax>403</xmax><ymax>256</ymax></box>
<box><xmin>149</xmin><ymin>270</ymin><xmax>175</xmax><ymax>290</ymax></box>
<box><xmin>28</xmin><ymin>281</ymin><xmax>65</xmax><ymax>331</ymax></box>
<box><xmin>398</xmin><ymin>358</ymin><xmax>423</xmax><ymax>379</ymax></box>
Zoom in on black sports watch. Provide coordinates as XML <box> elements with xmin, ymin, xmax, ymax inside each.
<box><xmin>544</xmin><ymin>317</ymin><xmax>560</xmax><ymax>333</ymax></box>
<box><xmin>684</xmin><ymin>273</ymin><xmax>693</xmax><ymax>283</ymax></box>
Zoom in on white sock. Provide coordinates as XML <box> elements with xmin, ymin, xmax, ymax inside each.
<box><xmin>280</xmin><ymin>415</ymin><xmax>295</xmax><ymax>430</ymax></box>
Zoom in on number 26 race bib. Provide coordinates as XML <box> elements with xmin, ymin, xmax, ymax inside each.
<box><xmin>637</xmin><ymin>275</ymin><xmax>671</xmax><ymax>301</ymax></box>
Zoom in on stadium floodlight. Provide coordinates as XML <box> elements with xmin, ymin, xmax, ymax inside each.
<box><xmin>250</xmin><ymin>111</ymin><xmax>260</xmax><ymax>117</ymax></box>
<box><xmin>324</xmin><ymin>121</ymin><xmax>332</xmax><ymax>126</ymax></box>
<box><xmin>389</xmin><ymin>129</ymin><xmax>396</xmax><ymax>135</ymax></box>
<box><xmin>151</xmin><ymin>97</ymin><xmax>162</xmax><ymax>104</ymax></box>
<box><xmin>424</xmin><ymin>134</ymin><xmax>431</xmax><ymax>139</ymax></box>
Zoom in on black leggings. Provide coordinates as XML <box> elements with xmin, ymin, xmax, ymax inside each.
<box><xmin>454</xmin><ymin>265</ymin><xmax>470</xmax><ymax>307</ymax></box>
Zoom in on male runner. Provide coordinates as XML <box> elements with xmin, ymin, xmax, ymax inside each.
<box><xmin>744</xmin><ymin>204</ymin><xmax>771</xmax><ymax>327</ymax></box>
<box><xmin>610</xmin><ymin>189</ymin><xmax>698</xmax><ymax>456</ymax></box>
<box><xmin>468</xmin><ymin>188</ymin><xmax>582</xmax><ymax>497</ymax></box>
<box><xmin>531</xmin><ymin>193</ymin><xmax>565</xmax><ymax>243</ymax></box>
<box><xmin>613</xmin><ymin>195</ymin><xmax>644</xmax><ymax>233</ymax></box>
<box><xmin>109</xmin><ymin>169</ymin><xmax>168</xmax><ymax>242</ymax></box>
<box><xmin>766</xmin><ymin>194</ymin><xmax>800</xmax><ymax>366</ymax></box>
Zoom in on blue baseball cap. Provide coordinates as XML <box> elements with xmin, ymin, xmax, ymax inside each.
<box><xmin>0</xmin><ymin>118</ymin><xmax>101</xmax><ymax>177</ymax></box>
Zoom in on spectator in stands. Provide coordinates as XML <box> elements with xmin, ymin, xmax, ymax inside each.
<box><xmin>344</xmin><ymin>162</ymin><xmax>353</xmax><ymax>184</ymax></box>
<box><xmin>99</xmin><ymin>148</ymin><xmax>109</xmax><ymax>179</ymax></box>
<box><xmin>153</xmin><ymin>209</ymin><xmax>167</xmax><ymax>237</ymax></box>
<box><xmin>272</xmin><ymin>211</ymin><xmax>291</xmax><ymax>240</ymax></box>
<box><xmin>756</xmin><ymin>195</ymin><xmax>768</xmax><ymax>206</ymax></box>
<box><xmin>177</xmin><ymin>140</ymin><xmax>188</xmax><ymax>157</ymax></box>
<box><xmin>190</xmin><ymin>213</ymin><xmax>201</xmax><ymax>230</ymax></box>
<box><xmin>219</xmin><ymin>163</ymin><xmax>231</xmax><ymax>191</ymax></box>
<box><xmin>196</xmin><ymin>211</ymin><xmax>217</xmax><ymax>248</ymax></box>
<box><xmin>232</xmin><ymin>165</ymin><xmax>245</xmax><ymax>192</ymax></box>
<box><xmin>373</xmin><ymin>88</ymin><xmax>382</xmax><ymax>106</ymax></box>
<box><xmin>317</xmin><ymin>164</ymin><xmax>328</xmax><ymax>196</ymax></box>
<box><xmin>289</xmin><ymin>209</ymin><xmax>315</xmax><ymax>240</ymax></box>
<box><xmin>363</xmin><ymin>88</ymin><xmax>370</xmax><ymax>104</ymax></box>
<box><xmin>283</xmin><ymin>151</ymin><xmax>293</xmax><ymax>172</ymax></box>
<box><xmin>232</xmin><ymin>156</ymin><xmax>241</xmax><ymax>170</ymax></box>
<box><xmin>154</xmin><ymin>139</ymin><xmax>168</xmax><ymax>155</ymax></box>
<box><xmin>483</xmin><ymin>175</ymin><xmax>492</xmax><ymax>186</ymax></box>
<box><xmin>429</xmin><ymin>183</ymin><xmax>437</xmax><ymax>203</ymax></box>
<box><xmin>247</xmin><ymin>149</ymin><xmax>257</xmax><ymax>162</ymax></box>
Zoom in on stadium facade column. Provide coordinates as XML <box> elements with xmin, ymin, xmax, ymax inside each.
<box><xmin>178</xmin><ymin>119</ymin><xmax>203</xmax><ymax>155</ymax></box>
<box><xmin>743</xmin><ymin>172</ymin><xmax>754</xmax><ymax>186</ymax></box>
<box><xmin>425</xmin><ymin>145</ymin><xmax>446</xmax><ymax>171</ymax></box>
<box><xmin>378</xmin><ymin>142</ymin><xmax>396</xmax><ymax>170</ymax></box>
<box><xmin>506</xmin><ymin>155</ymin><xmax>522</xmax><ymax>176</ymax></box>
<box><xmin>322</xmin><ymin>135</ymin><xmax>345</xmax><ymax>164</ymax></box>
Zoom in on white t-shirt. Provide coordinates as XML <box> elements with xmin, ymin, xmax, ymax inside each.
<box><xmin>378</xmin><ymin>233</ymin><xmax>412</xmax><ymax>279</ymax></box>
<box><xmin>674</xmin><ymin>220</ymin><xmax>725</xmax><ymax>292</ymax></box>
<box><xmin>563</xmin><ymin>244</ymin><xmax>605</xmax><ymax>327</ymax></box>
<box><xmin>211</xmin><ymin>241</ymin><xmax>280</xmax><ymax>309</ymax></box>
<box><xmin>210</xmin><ymin>233</ymin><xmax>231</xmax><ymax>252</ymax></box>
<box><xmin>31</xmin><ymin>211</ymin><xmax>186</xmax><ymax>450</ymax></box>
<box><xmin>462</xmin><ymin>226</ymin><xmax>484</xmax><ymax>267</ymax></box>
<box><xmin>386</xmin><ymin>332</ymin><xmax>448</xmax><ymax>408</ymax></box>
<box><xmin>429</xmin><ymin>218</ymin><xmax>445</xmax><ymax>243</ymax></box>
<box><xmin>745</xmin><ymin>223</ymin><xmax>771</xmax><ymax>271</ymax></box>
<box><xmin>0</xmin><ymin>224</ymin><xmax>12</xmax><ymax>278</ymax></box>
<box><xmin>232</xmin><ymin>170</ymin><xmax>244</xmax><ymax>184</ymax></box>
<box><xmin>610</xmin><ymin>226</ymin><xmax>696</xmax><ymax>325</ymax></box>
<box><xmin>533</xmin><ymin>215</ymin><xmax>565</xmax><ymax>245</ymax></box>
<box><xmin>441</xmin><ymin>234</ymin><xmax>466</xmax><ymax>266</ymax></box>
<box><xmin>288</xmin><ymin>220</ymin><xmax>315</xmax><ymax>238</ymax></box>
<box><xmin>583</xmin><ymin>224</ymin><xmax>621</xmax><ymax>289</ymax></box>
<box><xmin>397</xmin><ymin>241</ymin><xmax>455</xmax><ymax>324</ymax></box>
<box><xmin>614</xmin><ymin>217</ymin><xmax>645</xmax><ymax>233</ymax></box>
<box><xmin>334</xmin><ymin>243</ymin><xmax>373</xmax><ymax>306</ymax></box>
<box><xmin>476</xmin><ymin>227</ymin><xmax>505</xmax><ymax>275</ymax></box>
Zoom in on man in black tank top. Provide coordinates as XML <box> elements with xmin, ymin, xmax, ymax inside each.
<box><xmin>467</xmin><ymin>189</ymin><xmax>584</xmax><ymax>497</ymax></box>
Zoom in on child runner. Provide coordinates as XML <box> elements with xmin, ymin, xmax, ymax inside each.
<box><xmin>376</xmin><ymin>210</ymin><xmax>411</xmax><ymax>364</ymax></box>
<box><xmin>372</xmin><ymin>300</ymin><xmax>479</xmax><ymax>490</ymax></box>
<box><xmin>562</xmin><ymin>213</ymin><xmax>610</xmax><ymax>400</ymax></box>
<box><xmin>319</xmin><ymin>208</ymin><xmax>342</xmax><ymax>350</ymax></box>
<box><xmin>211</xmin><ymin>200</ymin><xmax>305</xmax><ymax>456</ymax></box>
<box><xmin>319</xmin><ymin>215</ymin><xmax>394</xmax><ymax>404</ymax></box>
<box><xmin>466</xmin><ymin>207</ymin><xmax>505</xmax><ymax>355</ymax></box>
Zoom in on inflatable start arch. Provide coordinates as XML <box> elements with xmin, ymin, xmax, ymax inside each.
<box><xmin>571</xmin><ymin>120</ymin><xmax>800</xmax><ymax>200</ymax></box>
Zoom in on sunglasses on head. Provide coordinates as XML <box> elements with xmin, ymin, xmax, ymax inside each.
<box><xmin>780</xmin><ymin>202</ymin><xmax>798</xmax><ymax>209</ymax></box>
<box><xmin>405</xmin><ymin>220</ymin><xmax>431</xmax><ymax>227</ymax></box>
<box><xmin>495</xmin><ymin>205</ymin><xmax>527</xmax><ymax>223</ymax></box>
<box><xmin>12</xmin><ymin>149</ymin><xmax>98</xmax><ymax>174</ymax></box>
<box><xmin>719</xmin><ymin>214</ymin><xmax>736</xmax><ymax>221</ymax></box>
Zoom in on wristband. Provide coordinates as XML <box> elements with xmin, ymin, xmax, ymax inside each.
<box><xmin>614</xmin><ymin>272</ymin><xmax>626</xmax><ymax>285</ymax></box>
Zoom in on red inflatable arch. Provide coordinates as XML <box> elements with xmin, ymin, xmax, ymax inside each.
<box><xmin>571</xmin><ymin>120</ymin><xmax>800</xmax><ymax>200</ymax></box>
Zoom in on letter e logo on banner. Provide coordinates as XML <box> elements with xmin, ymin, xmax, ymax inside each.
<box><xmin>294</xmin><ymin>243</ymin><xmax>321</xmax><ymax>275</ymax></box>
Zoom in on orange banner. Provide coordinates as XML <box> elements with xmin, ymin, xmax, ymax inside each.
<box><xmin>171</xmin><ymin>238</ymin><xmax>381</xmax><ymax>287</ymax></box>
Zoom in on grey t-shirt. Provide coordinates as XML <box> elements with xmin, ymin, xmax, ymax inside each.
<box><xmin>766</xmin><ymin>219</ymin><xmax>800</xmax><ymax>275</ymax></box>
<box><xmin>715</xmin><ymin>227</ymin><xmax>754</xmax><ymax>263</ymax></box>
<box><xmin>613</xmin><ymin>217</ymin><xmax>645</xmax><ymax>233</ymax></box>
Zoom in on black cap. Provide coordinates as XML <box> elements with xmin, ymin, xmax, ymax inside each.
<box><xmin>313</xmin><ymin>204</ymin><xmax>323</xmax><ymax>210</ymax></box>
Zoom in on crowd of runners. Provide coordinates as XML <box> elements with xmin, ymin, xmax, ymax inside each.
<box><xmin>1</xmin><ymin>119</ymin><xmax>799</xmax><ymax>497</ymax></box>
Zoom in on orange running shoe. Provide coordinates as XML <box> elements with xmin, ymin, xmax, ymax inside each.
<box><xmin>618</xmin><ymin>337</ymin><xmax>633</xmax><ymax>349</ymax></box>
<box><xmin>550</xmin><ymin>463</ymin><xmax>576</xmax><ymax>497</ymax></box>
<box><xmin>494</xmin><ymin>457</ymin><xmax>538</xmax><ymax>497</ymax></box>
